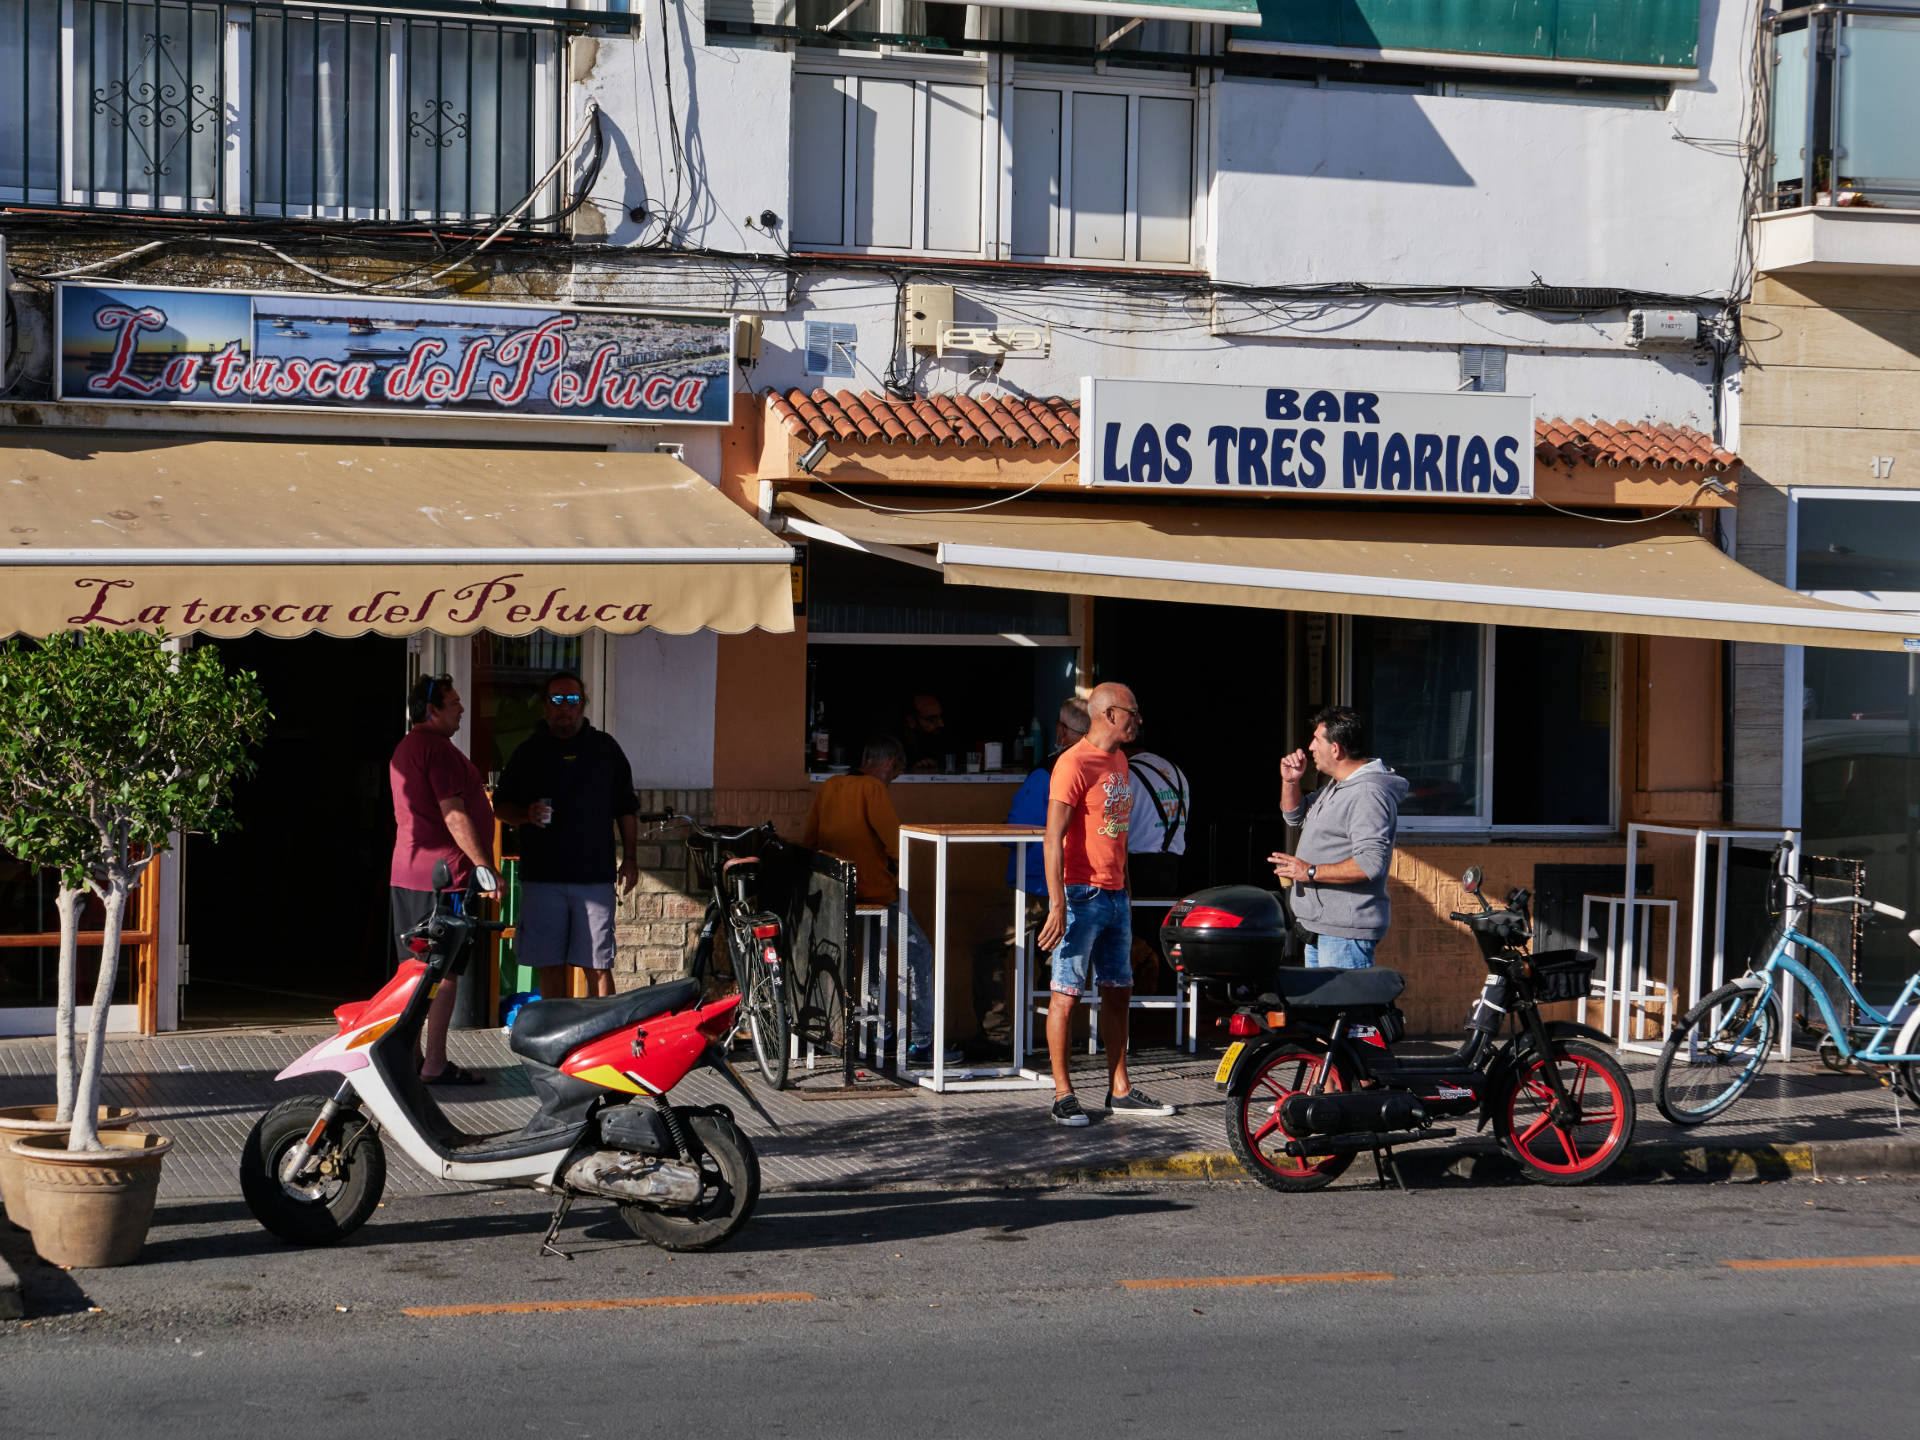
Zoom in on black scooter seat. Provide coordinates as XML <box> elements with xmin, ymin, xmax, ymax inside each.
<box><xmin>1271</xmin><ymin>966</ymin><xmax>1407</xmax><ymax>1010</ymax></box>
<box><xmin>510</xmin><ymin>978</ymin><xmax>702</xmax><ymax>1068</ymax></box>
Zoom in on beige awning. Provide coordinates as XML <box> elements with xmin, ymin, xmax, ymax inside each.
<box><xmin>780</xmin><ymin>491</ymin><xmax>1920</xmax><ymax>653</ymax></box>
<box><xmin>2</xmin><ymin>432</ymin><xmax>795</xmax><ymax>638</ymax></box>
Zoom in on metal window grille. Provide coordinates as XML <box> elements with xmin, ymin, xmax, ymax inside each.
<box><xmin>1</xmin><ymin>0</ymin><xmax>562</xmax><ymax>223</ymax></box>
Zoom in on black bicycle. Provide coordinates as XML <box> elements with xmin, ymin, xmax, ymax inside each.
<box><xmin>639</xmin><ymin>810</ymin><xmax>796</xmax><ymax>1090</ymax></box>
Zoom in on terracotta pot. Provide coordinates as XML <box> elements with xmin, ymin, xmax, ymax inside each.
<box><xmin>11</xmin><ymin>1129</ymin><xmax>171</xmax><ymax>1268</ymax></box>
<box><xmin>0</xmin><ymin>1105</ymin><xmax>143</xmax><ymax>1232</ymax></box>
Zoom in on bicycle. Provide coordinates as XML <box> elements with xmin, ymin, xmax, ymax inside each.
<box><xmin>1653</xmin><ymin>841</ymin><xmax>1920</xmax><ymax>1125</ymax></box>
<box><xmin>638</xmin><ymin>809</ymin><xmax>796</xmax><ymax>1091</ymax></box>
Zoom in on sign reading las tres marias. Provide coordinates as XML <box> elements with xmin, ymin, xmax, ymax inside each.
<box><xmin>1080</xmin><ymin>378</ymin><xmax>1534</xmax><ymax>500</ymax></box>
<box><xmin>58</xmin><ymin>282</ymin><xmax>735</xmax><ymax>425</ymax></box>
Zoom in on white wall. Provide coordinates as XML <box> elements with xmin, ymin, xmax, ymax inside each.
<box><xmin>611</xmin><ymin>629</ymin><xmax>719</xmax><ymax>788</ymax></box>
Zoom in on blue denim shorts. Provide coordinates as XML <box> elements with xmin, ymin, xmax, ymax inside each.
<box><xmin>1051</xmin><ymin>885</ymin><xmax>1134</xmax><ymax>997</ymax></box>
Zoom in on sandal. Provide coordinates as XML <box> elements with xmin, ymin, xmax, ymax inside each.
<box><xmin>422</xmin><ymin>1061</ymin><xmax>487</xmax><ymax>1086</ymax></box>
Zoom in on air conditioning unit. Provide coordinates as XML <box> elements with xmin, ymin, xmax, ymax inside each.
<box><xmin>1628</xmin><ymin>309</ymin><xmax>1699</xmax><ymax>346</ymax></box>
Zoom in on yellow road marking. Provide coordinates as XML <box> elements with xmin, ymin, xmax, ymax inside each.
<box><xmin>404</xmin><ymin>1291</ymin><xmax>815</xmax><ymax>1317</ymax></box>
<box><xmin>1724</xmin><ymin>1256</ymin><xmax>1920</xmax><ymax>1272</ymax></box>
<box><xmin>1121</xmin><ymin>1272</ymin><xmax>1392</xmax><ymax>1291</ymax></box>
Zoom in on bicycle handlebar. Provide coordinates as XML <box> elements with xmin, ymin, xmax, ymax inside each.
<box><xmin>635</xmin><ymin>809</ymin><xmax>771</xmax><ymax>845</ymax></box>
<box><xmin>1781</xmin><ymin>878</ymin><xmax>1907</xmax><ymax>921</ymax></box>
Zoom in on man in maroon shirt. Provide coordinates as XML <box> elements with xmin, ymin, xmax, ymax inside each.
<box><xmin>390</xmin><ymin>674</ymin><xmax>499</xmax><ymax>1084</ymax></box>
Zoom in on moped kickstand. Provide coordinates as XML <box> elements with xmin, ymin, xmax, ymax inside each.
<box><xmin>539</xmin><ymin>1192</ymin><xmax>576</xmax><ymax>1261</ymax></box>
<box><xmin>1368</xmin><ymin>1142</ymin><xmax>1408</xmax><ymax>1192</ymax></box>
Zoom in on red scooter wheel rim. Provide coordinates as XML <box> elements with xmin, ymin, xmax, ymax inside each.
<box><xmin>1504</xmin><ymin>1051</ymin><xmax>1629</xmax><ymax>1176</ymax></box>
<box><xmin>1240</xmin><ymin>1047</ymin><xmax>1346</xmax><ymax>1179</ymax></box>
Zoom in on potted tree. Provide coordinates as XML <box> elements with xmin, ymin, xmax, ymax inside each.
<box><xmin>0</xmin><ymin>630</ymin><xmax>266</xmax><ymax>1266</ymax></box>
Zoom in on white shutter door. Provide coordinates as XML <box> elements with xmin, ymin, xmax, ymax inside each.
<box><xmin>922</xmin><ymin>82</ymin><xmax>983</xmax><ymax>254</ymax></box>
<box><xmin>792</xmin><ymin>73</ymin><xmax>847</xmax><ymax>246</ymax></box>
<box><xmin>1135</xmin><ymin>96</ymin><xmax>1192</xmax><ymax>264</ymax></box>
<box><xmin>1069</xmin><ymin>91</ymin><xmax>1127</xmax><ymax>261</ymax></box>
<box><xmin>854</xmin><ymin>77</ymin><xmax>915</xmax><ymax>249</ymax></box>
<box><xmin>1009</xmin><ymin>87</ymin><xmax>1060</xmax><ymax>258</ymax></box>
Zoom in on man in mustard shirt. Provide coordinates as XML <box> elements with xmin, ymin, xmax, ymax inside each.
<box><xmin>804</xmin><ymin>735</ymin><xmax>961</xmax><ymax>1066</ymax></box>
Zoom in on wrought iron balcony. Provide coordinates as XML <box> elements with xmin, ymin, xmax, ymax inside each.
<box><xmin>0</xmin><ymin>0</ymin><xmax>568</xmax><ymax>224</ymax></box>
<box><xmin>1769</xmin><ymin>3</ymin><xmax>1920</xmax><ymax>212</ymax></box>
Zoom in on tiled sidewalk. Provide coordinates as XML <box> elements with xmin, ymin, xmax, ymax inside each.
<box><xmin>3</xmin><ymin>1025</ymin><xmax>1915</xmax><ymax>1199</ymax></box>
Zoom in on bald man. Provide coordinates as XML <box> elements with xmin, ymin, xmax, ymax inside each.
<box><xmin>1037</xmin><ymin>682</ymin><xmax>1176</xmax><ymax>1125</ymax></box>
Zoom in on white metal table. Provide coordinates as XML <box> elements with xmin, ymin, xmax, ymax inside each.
<box><xmin>897</xmin><ymin>822</ymin><xmax>1050</xmax><ymax>1093</ymax></box>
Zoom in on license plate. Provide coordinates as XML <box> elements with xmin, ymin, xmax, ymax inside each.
<box><xmin>1214</xmin><ymin>1041</ymin><xmax>1245</xmax><ymax>1084</ymax></box>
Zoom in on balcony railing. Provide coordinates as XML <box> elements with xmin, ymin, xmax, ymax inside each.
<box><xmin>1</xmin><ymin>0</ymin><xmax>567</xmax><ymax>223</ymax></box>
<box><xmin>1769</xmin><ymin>3</ymin><xmax>1920</xmax><ymax>212</ymax></box>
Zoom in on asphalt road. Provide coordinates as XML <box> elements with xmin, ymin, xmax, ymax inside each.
<box><xmin>7</xmin><ymin>1173</ymin><xmax>1920</xmax><ymax>1438</ymax></box>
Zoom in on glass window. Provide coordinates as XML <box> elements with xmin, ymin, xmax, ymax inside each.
<box><xmin>0</xmin><ymin>855</ymin><xmax>138</xmax><ymax>1008</ymax></box>
<box><xmin>1350</xmin><ymin>616</ymin><xmax>1483</xmax><ymax>821</ymax></box>
<box><xmin>1492</xmin><ymin>629</ymin><xmax>1613</xmax><ymax>826</ymax></box>
<box><xmin>1797</xmin><ymin>496</ymin><xmax>1920</xmax><ymax>602</ymax></box>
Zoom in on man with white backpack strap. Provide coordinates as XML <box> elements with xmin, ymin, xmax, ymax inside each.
<box><xmin>1124</xmin><ymin>743</ymin><xmax>1190</xmax><ymax>900</ymax></box>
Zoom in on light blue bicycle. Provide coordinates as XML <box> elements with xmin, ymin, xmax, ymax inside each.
<box><xmin>1653</xmin><ymin>843</ymin><xmax>1920</xmax><ymax>1126</ymax></box>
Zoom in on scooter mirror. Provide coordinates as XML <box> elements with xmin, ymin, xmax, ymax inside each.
<box><xmin>1462</xmin><ymin>866</ymin><xmax>1483</xmax><ymax>895</ymax></box>
<box><xmin>432</xmin><ymin>858</ymin><xmax>453</xmax><ymax>892</ymax></box>
<box><xmin>473</xmin><ymin>864</ymin><xmax>500</xmax><ymax>894</ymax></box>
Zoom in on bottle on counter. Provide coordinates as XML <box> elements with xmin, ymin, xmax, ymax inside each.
<box><xmin>809</xmin><ymin>702</ymin><xmax>829</xmax><ymax>771</ymax></box>
<box><xmin>1026</xmin><ymin>717</ymin><xmax>1046</xmax><ymax>766</ymax></box>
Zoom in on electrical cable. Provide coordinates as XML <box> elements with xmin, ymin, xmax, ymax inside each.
<box><xmin>1533</xmin><ymin>478</ymin><xmax>1730</xmax><ymax>525</ymax></box>
<box><xmin>810</xmin><ymin>450</ymin><xmax>1080</xmax><ymax>514</ymax></box>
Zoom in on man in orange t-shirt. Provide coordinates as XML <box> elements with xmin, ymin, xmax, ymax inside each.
<box><xmin>803</xmin><ymin>735</ymin><xmax>960</xmax><ymax>1066</ymax></box>
<box><xmin>1038</xmin><ymin>682</ymin><xmax>1176</xmax><ymax>1126</ymax></box>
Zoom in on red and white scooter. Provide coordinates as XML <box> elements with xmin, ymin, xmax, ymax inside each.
<box><xmin>239</xmin><ymin>861</ymin><xmax>771</xmax><ymax>1256</ymax></box>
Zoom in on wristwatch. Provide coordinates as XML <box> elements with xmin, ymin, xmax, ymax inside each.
<box><xmin>1305</xmin><ymin>864</ymin><xmax>1318</xmax><ymax>883</ymax></box>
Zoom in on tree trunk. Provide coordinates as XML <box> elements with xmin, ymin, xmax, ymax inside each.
<box><xmin>52</xmin><ymin>884</ymin><xmax>82</xmax><ymax>1123</ymax></box>
<box><xmin>67</xmin><ymin>872</ymin><xmax>129</xmax><ymax>1153</ymax></box>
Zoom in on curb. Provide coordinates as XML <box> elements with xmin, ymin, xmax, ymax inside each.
<box><xmin>768</xmin><ymin>1134</ymin><xmax>1920</xmax><ymax>1194</ymax></box>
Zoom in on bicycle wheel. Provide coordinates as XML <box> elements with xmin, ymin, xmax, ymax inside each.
<box><xmin>1224</xmin><ymin>1041</ymin><xmax>1355</xmax><ymax>1193</ymax></box>
<box><xmin>732</xmin><ymin>926</ymin><xmax>790</xmax><ymax>1091</ymax></box>
<box><xmin>1654</xmin><ymin>982</ymin><xmax>1777</xmax><ymax>1126</ymax></box>
<box><xmin>1493</xmin><ymin>1039</ymin><xmax>1635</xmax><ymax>1186</ymax></box>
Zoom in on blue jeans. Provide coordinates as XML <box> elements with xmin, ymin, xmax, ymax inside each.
<box><xmin>1051</xmin><ymin>885</ymin><xmax>1134</xmax><ymax>997</ymax></box>
<box><xmin>865</xmin><ymin>908</ymin><xmax>938</xmax><ymax>1048</ymax></box>
<box><xmin>1305</xmin><ymin>935</ymin><xmax>1377</xmax><ymax>970</ymax></box>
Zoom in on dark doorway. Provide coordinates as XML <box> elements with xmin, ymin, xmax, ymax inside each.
<box><xmin>182</xmin><ymin>635</ymin><xmax>406</xmax><ymax>1024</ymax></box>
<box><xmin>1091</xmin><ymin>597</ymin><xmax>1296</xmax><ymax>892</ymax></box>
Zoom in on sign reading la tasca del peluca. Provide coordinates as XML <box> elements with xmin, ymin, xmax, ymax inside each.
<box><xmin>1081</xmin><ymin>378</ymin><xmax>1534</xmax><ymax>499</ymax></box>
<box><xmin>58</xmin><ymin>283</ymin><xmax>735</xmax><ymax>425</ymax></box>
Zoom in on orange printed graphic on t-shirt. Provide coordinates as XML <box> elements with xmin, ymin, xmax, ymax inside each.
<box><xmin>1049</xmin><ymin>740</ymin><xmax>1132</xmax><ymax>890</ymax></box>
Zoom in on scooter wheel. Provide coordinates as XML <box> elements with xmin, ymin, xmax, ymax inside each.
<box><xmin>240</xmin><ymin>1095</ymin><xmax>387</xmax><ymax>1245</ymax></box>
<box><xmin>1225</xmin><ymin>1042</ymin><xmax>1356</xmax><ymax>1193</ymax></box>
<box><xmin>1493</xmin><ymin>1039</ymin><xmax>1636</xmax><ymax>1186</ymax></box>
<box><xmin>619</xmin><ymin>1110</ymin><xmax>760</xmax><ymax>1252</ymax></box>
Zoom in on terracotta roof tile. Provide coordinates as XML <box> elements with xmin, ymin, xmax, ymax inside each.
<box><xmin>767</xmin><ymin>391</ymin><xmax>1739</xmax><ymax>471</ymax></box>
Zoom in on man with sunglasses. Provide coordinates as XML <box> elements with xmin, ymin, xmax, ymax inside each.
<box><xmin>495</xmin><ymin>672</ymin><xmax>640</xmax><ymax>1001</ymax></box>
<box><xmin>391</xmin><ymin>673</ymin><xmax>500</xmax><ymax>1085</ymax></box>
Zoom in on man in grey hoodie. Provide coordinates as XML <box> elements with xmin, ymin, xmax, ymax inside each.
<box><xmin>1268</xmin><ymin>706</ymin><xmax>1411</xmax><ymax>970</ymax></box>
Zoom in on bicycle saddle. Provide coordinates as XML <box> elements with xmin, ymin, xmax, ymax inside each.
<box><xmin>509</xmin><ymin>978</ymin><xmax>701</xmax><ymax>1067</ymax></box>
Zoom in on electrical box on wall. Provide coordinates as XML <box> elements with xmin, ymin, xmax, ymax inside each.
<box><xmin>734</xmin><ymin>314</ymin><xmax>762</xmax><ymax>366</ymax></box>
<box><xmin>1628</xmin><ymin>309</ymin><xmax>1699</xmax><ymax>346</ymax></box>
<box><xmin>904</xmin><ymin>284</ymin><xmax>953</xmax><ymax>349</ymax></box>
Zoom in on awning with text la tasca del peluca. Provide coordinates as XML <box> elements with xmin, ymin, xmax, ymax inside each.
<box><xmin>1</xmin><ymin>433</ymin><xmax>794</xmax><ymax>638</ymax></box>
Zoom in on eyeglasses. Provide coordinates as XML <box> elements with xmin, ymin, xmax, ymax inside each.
<box><xmin>423</xmin><ymin>674</ymin><xmax>453</xmax><ymax>708</ymax></box>
<box><xmin>1107</xmin><ymin>704</ymin><xmax>1144</xmax><ymax>723</ymax></box>
<box><xmin>546</xmin><ymin>692</ymin><xmax>584</xmax><ymax>707</ymax></box>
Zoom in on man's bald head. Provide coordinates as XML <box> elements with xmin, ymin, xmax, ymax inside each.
<box><xmin>1085</xmin><ymin>682</ymin><xmax>1141</xmax><ymax>751</ymax></box>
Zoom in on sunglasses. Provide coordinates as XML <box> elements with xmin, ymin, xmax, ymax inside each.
<box><xmin>546</xmin><ymin>692</ymin><xmax>585</xmax><ymax>707</ymax></box>
<box><xmin>423</xmin><ymin>674</ymin><xmax>453</xmax><ymax>707</ymax></box>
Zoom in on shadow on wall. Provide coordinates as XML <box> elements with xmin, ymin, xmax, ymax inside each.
<box><xmin>1218</xmin><ymin>84</ymin><xmax>1474</xmax><ymax>186</ymax></box>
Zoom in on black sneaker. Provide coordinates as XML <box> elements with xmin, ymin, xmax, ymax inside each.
<box><xmin>1051</xmin><ymin>1094</ymin><xmax>1091</xmax><ymax>1127</ymax></box>
<box><xmin>1106</xmin><ymin>1088</ymin><xmax>1176</xmax><ymax>1117</ymax></box>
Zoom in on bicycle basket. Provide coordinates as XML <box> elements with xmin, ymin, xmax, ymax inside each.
<box><xmin>1529</xmin><ymin>955</ymin><xmax>1597</xmax><ymax>1004</ymax></box>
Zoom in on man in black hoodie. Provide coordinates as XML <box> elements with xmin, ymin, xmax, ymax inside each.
<box><xmin>1269</xmin><ymin>706</ymin><xmax>1410</xmax><ymax>970</ymax></box>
